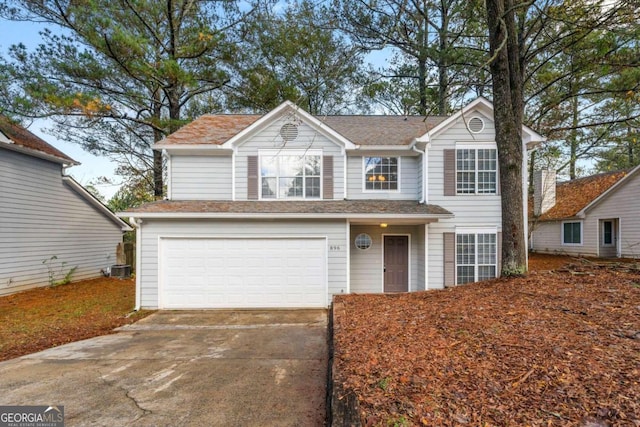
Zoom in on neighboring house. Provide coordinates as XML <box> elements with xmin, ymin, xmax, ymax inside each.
<box><xmin>123</xmin><ymin>97</ymin><xmax>544</xmax><ymax>309</ymax></box>
<box><xmin>530</xmin><ymin>166</ymin><xmax>640</xmax><ymax>258</ymax></box>
<box><xmin>0</xmin><ymin>116</ymin><xmax>131</xmax><ymax>296</ymax></box>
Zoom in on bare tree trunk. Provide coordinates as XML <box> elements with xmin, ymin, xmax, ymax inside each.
<box><xmin>418</xmin><ymin>58</ymin><xmax>428</xmax><ymax>115</ymax></box>
<box><xmin>152</xmin><ymin>88</ymin><xmax>164</xmax><ymax>200</ymax></box>
<box><xmin>569</xmin><ymin>68</ymin><xmax>579</xmax><ymax>179</ymax></box>
<box><xmin>486</xmin><ymin>0</ymin><xmax>527</xmax><ymax>276</ymax></box>
<box><xmin>436</xmin><ymin>1</ymin><xmax>450</xmax><ymax>115</ymax></box>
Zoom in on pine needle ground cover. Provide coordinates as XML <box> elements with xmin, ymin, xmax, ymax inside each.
<box><xmin>334</xmin><ymin>261</ymin><xmax>640</xmax><ymax>426</ymax></box>
<box><xmin>0</xmin><ymin>277</ymin><xmax>152</xmax><ymax>361</ymax></box>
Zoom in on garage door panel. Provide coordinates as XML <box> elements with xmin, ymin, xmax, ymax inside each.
<box><xmin>161</xmin><ymin>238</ymin><xmax>327</xmax><ymax>309</ymax></box>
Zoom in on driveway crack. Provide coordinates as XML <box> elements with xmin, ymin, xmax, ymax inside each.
<box><xmin>95</xmin><ymin>364</ymin><xmax>153</xmax><ymax>420</ymax></box>
<box><xmin>125</xmin><ymin>388</ymin><xmax>152</xmax><ymax>418</ymax></box>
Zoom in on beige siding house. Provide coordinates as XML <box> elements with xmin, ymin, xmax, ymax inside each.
<box><xmin>530</xmin><ymin>166</ymin><xmax>640</xmax><ymax>258</ymax></box>
<box><xmin>123</xmin><ymin>98</ymin><xmax>545</xmax><ymax>309</ymax></box>
<box><xmin>0</xmin><ymin>116</ymin><xmax>131</xmax><ymax>295</ymax></box>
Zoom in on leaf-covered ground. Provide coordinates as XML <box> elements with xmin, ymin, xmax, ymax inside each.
<box><xmin>333</xmin><ymin>258</ymin><xmax>640</xmax><ymax>426</ymax></box>
<box><xmin>0</xmin><ymin>277</ymin><xmax>152</xmax><ymax>361</ymax></box>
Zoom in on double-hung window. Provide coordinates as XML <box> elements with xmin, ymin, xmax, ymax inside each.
<box><xmin>260</xmin><ymin>150</ymin><xmax>321</xmax><ymax>199</ymax></box>
<box><xmin>456</xmin><ymin>148</ymin><xmax>497</xmax><ymax>194</ymax></box>
<box><xmin>364</xmin><ymin>157</ymin><xmax>399</xmax><ymax>190</ymax></box>
<box><xmin>562</xmin><ymin>221</ymin><xmax>582</xmax><ymax>245</ymax></box>
<box><xmin>456</xmin><ymin>232</ymin><xmax>497</xmax><ymax>285</ymax></box>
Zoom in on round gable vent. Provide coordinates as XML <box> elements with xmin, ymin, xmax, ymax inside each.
<box><xmin>468</xmin><ymin>116</ymin><xmax>485</xmax><ymax>133</ymax></box>
<box><xmin>280</xmin><ymin>123</ymin><xmax>299</xmax><ymax>142</ymax></box>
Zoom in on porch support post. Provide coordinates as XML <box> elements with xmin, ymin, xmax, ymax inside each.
<box><xmin>346</xmin><ymin>219</ymin><xmax>351</xmax><ymax>294</ymax></box>
<box><xmin>424</xmin><ymin>223</ymin><xmax>429</xmax><ymax>290</ymax></box>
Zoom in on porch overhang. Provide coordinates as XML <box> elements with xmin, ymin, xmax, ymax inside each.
<box><xmin>121</xmin><ymin>199</ymin><xmax>454</xmax><ymax>223</ymax></box>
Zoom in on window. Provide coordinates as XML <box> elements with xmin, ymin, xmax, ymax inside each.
<box><xmin>364</xmin><ymin>157</ymin><xmax>398</xmax><ymax>190</ymax></box>
<box><xmin>562</xmin><ymin>221</ymin><xmax>582</xmax><ymax>245</ymax></box>
<box><xmin>456</xmin><ymin>233</ymin><xmax>497</xmax><ymax>285</ymax></box>
<box><xmin>260</xmin><ymin>152</ymin><xmax>321</xmax><ymax>199</ymax></box>
<box><xmin>456</xmin><ymin>149</ymin><xmax>497</xmax><ymax>194</ymax></box>
<box><xmin>354</xmin><ymin>233</ymin><xmax>372</xmax><ymax>250</ymax></box>
<box><xmin>603</xmin><ymin>221</ymin><xmax>613</xmax><ymax>245</ymax></box>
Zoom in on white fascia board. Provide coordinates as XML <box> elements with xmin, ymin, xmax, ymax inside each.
<box><xmin>63</xmin><ymin>176</ymin><xmax>133</xmax><ymax>231</ymax></box>
<box><xmin>221</xmin><ymin>101</ymin><xmax>357</xmax><ymax>150</ymax></box>
<box><xmin>1</xmin><ymin>141</ymin><xmax>80</xmax><ymax>166</ymax></box>
<box><xmin>153</xmin><ymin>144</ymin><xmax>233</xmax><ymax>155</ymax></box>
<box><xmin>578</xmin><ymin>163</ymin><xmax>640</xmax><ymax>216</ymax></box>
<box><xmin>121</xmin><ymin>212</ymin><xmax>455</xmax><ymax>221</ymax></box>
<box><xmin>346</xmin><ymin>145</ymin><xmax>415</xmax><ymax>154</ymax></box>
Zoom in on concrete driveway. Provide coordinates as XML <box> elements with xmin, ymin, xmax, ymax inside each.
<box><xmin>0</xmin><ymin>310</ymin><xmax>328</xmax><ymax>426</ymax></box>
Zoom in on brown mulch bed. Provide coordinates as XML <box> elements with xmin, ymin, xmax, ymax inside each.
<box><xmin>529</xmin><ymin>253</ymin><xmax>639</xmax><ymax>272</ymax></box>
<box><xmin>0</xmin><ymin>277</ymin><xmax>153</xmax><ymax>361</ymax></box>
<box><xmin>334</xmin><ymin>263</ymin><xmax>640</xmax><ymax>426</ymax></box>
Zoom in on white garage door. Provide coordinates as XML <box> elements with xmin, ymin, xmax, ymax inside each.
<box><xmin>160</xmin><ymin>238</ymin><xmax>327</xmax><ymax>309</ymax></box>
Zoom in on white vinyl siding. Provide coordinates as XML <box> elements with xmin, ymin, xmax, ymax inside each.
<box><xmin>138</xmin><ymin>219</ymin><xmax>347</xmax><ymax>308</ymax></box>
<box><xmin>349</xmin><ymin>224</ymin><xmax>421</xmax><ymax>293</ymax></box>
<box><xmin>170</xmin><ymin>155</ymin><xmax>232</xmax><ymax>200</ymax></box>
<box><xmin>426</xmin><ymin>112</ymin><xmax>502</xmax><ymax>289</ymax></box>
<box><xmin>531</xmin><ymin>221</ymin><xmax>597</xmax><ymax>257</ymax></box>
<box><xmin>0</xmin><ymin>149</ymin><xmax>123</xmax><ymax>295</ymax></box>
<box><xmin>235</xmin><ymin>120</ymin><xmax>344</xmax><ymax>200</ymax></box>
<box><xmin>347</xmin><ymin>156</ymin><xmax>419</xmax><ymax>199</ymax></box>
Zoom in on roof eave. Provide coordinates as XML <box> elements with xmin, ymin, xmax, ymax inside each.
<box><xmin>578</xmin><ymin>164</ymin><xmax>640</xmax><ymax>216</ymax></box>
<box><xmin>120</xmin><ymin>212</ymin><xmax>454</xmax><ymax>221</ymax></box>
<box><xmin>153</xmin><ymin>144</ymin><xmax>233</xmax><ymax>155</ymax></box>
<box><xmin>1</xmin><ymin>140</ymin><xmax>79</xmax><ymax>166</ymax></box>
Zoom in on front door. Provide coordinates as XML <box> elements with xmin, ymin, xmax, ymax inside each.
<box><xmin>383</xmin><ymin>236</ymin><xmax>409</xmax><ymax>292</ymax></box>
<box><xmin>599</xmin><ymin>219</ymin><xmax>618</xmax><ymax>258</ymax></box>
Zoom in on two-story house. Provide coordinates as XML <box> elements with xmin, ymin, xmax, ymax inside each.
<box><xmin>123</xmin><ymin>97</ymin><xmax>544</xmax><ymax>309</ymax></box>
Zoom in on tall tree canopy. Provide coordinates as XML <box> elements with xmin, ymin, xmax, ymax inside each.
<box><xmin>224</xmin><ymin>0</ymin><xmax>365</xmax><ymax>115</ymax></box>
<box><xmin>0</xmin><ymin>0</ymin><xmax>251</xmax><ymax>197</ymax></box>
<box><xmin>333</xmin><ymin>0</ymin><xmax>488</xmax><ymax>115</ymax></box>
<box><xmin>484</xmin><ymin>0</ymin><xmax>638</xmax><ymax>274</ymax></box>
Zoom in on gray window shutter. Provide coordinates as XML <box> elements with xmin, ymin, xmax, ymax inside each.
<box><xmin>444</xmin><ymin>232</ymin><xmax>455</xmax><ymax>287</ymax></box>
<box><xmin>497</xmin><ymin>231</ymin><xmax>502</xmax><ymax>277</ymax></box>
<box><xmin>323</xmin><ymin>156</ymin><xmax>334</xmax><ymax>199</ymax></box>
<box><xmin>247</xmin><ymin>155</ymin><xmax>259</xmax><ymax>200</ymax></box>
<box><xmin>443</xmin><ymin>149</ymin><xmax>456</xmax><ymax>196</ymax></box>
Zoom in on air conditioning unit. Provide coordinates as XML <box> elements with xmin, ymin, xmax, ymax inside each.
<box><xmin>110</xmin><ymin>264</ymin><xmax>131</xmax><ymax>279</ymax></box>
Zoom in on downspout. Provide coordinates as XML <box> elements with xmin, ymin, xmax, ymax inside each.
<box><xmin>129</xmin><ymin>217</ymin><xmax>143</xmax><ymax>311</ymax></box>
<box><xmin>411</xmin><ymin>140</ymin><xmax>426</xmax><ymax>204</ymax></box>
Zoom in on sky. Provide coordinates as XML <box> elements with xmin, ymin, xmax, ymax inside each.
<box><xmin>1</xmin><ymin>19</ymin><xmax>123</xmax><ymax>200</ymax></box>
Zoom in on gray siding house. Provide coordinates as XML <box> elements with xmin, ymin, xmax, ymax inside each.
<box><xmin>530</xmin><ymin>166</ymin><xmax>640</xmax><ymax>258</ymax></box>
<box><xmin>124</xmin><ymin>98</ymin><xmax>544</xmax><ymax>309</ymax></box>
<box><xmin>0</xmin><ymin>117</ymin><xmax>131</xmax><ymax>296</ymax></box>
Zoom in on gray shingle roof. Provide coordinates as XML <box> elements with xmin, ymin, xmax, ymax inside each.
<box><xmin>124</xmin><ymin>199</ymin><xmax>452</xmax><ymax>217</ymax></box>
<box><xmin>0</xmin><ymin>115</ymin><xmax>76</xmax><ymax>163</ymax></box>
<box><xmin>160</xmin><ymin>114</ymin><xmax>448</xmax><ymax>147</ymax></box>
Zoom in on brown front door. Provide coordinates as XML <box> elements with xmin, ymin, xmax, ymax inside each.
<box><xmin>384</xmin><ymin>236</ymin><xmax>409</xmax><ymax>292</ymax></box>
